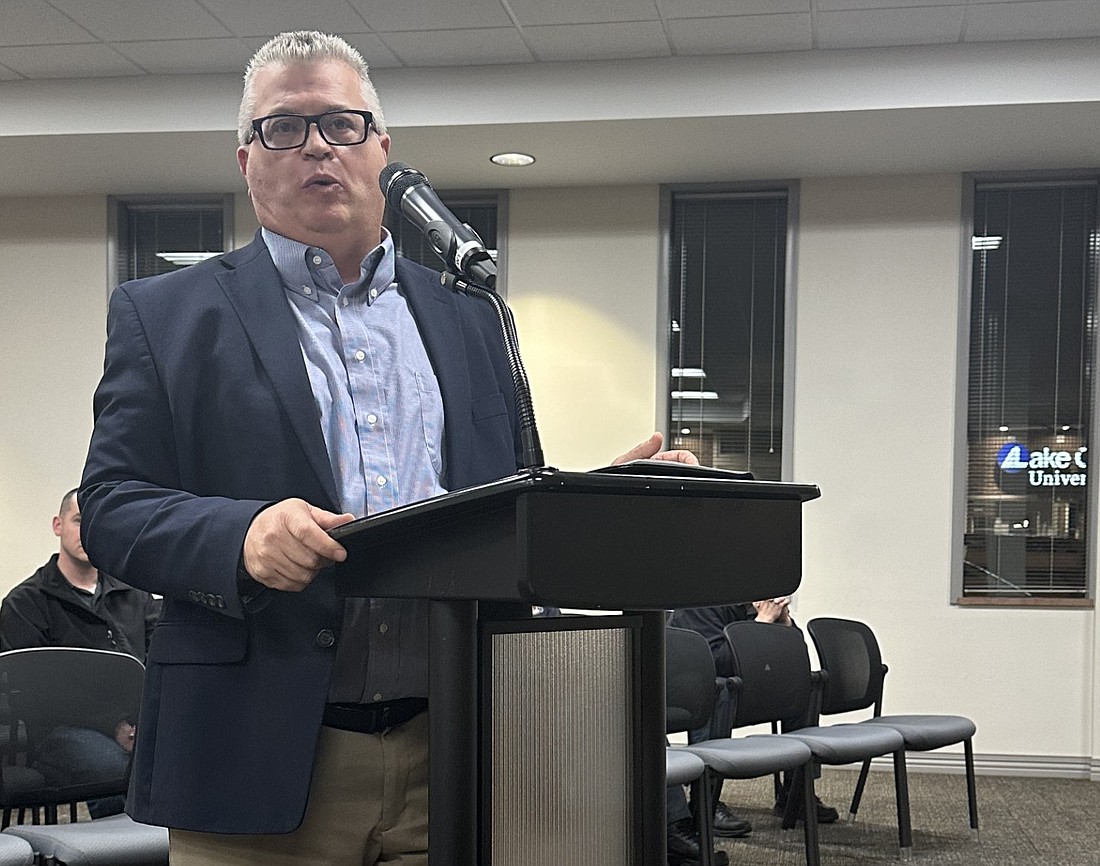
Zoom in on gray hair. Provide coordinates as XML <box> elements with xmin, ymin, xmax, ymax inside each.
<box><xmin>237</xmin><ymin>30</ymin><xmax>388</xmax><ymax>146</ymax></box>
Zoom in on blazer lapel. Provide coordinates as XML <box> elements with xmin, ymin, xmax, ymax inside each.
<box><xmin>397</xmin><ymin>259</ymin><xmax>474</xmax><ymax>490</ymax></box>
<box><xmin>215</xmin><ymin>236</ymin><xmax>340</xmax><ymax>510</ymax></box>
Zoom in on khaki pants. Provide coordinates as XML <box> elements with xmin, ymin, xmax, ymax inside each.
<box><xmin>170</xmin><ymin>712</ymin><xmax>429</xmax><ymax>866</ymax></box>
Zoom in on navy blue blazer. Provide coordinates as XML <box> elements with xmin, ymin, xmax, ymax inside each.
<box><xmin>80</xmin><ymin>234</ymin><xmax>522</xmax><ymax>833</ymax></box>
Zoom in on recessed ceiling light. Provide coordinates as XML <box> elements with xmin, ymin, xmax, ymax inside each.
<box><xmin>490</xmin><ymin>152</ymin><xmax>535</xmax><ymax>167</ymax></box>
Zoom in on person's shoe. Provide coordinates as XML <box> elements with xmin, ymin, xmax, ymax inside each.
<box><xmin>773</xmin><ymin>794</ymin><xmax>840</xmax><ymax>824</ymax></box>
<box><xmin>713</xmin><ymin>801</ymin><xmax>753</xmax><ymax>837</ymax></box>
<box><xmin>667</xmin><ymin>818</ymin><xmax>731</xmax><ymax>866</ymax></box>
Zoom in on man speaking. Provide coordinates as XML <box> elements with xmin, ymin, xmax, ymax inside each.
<box><xmin>80</xmin><ymin>30</ymin><xmax>690</xmax><ymax>865</ymax></box>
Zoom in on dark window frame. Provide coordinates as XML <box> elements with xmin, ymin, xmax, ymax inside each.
<box><xmin>108</xmin><ymin>194</ymin><xmax>234</xmax><ymax>295</ymax></box>
<box><xmin>658</xmin><ymin>182</ymin><xmax>799</xmax><ymax>482</ymax></box>
<box><xmin>953</xmin><ymin>171</ymin><xmax>1100</xmax><ymax>608</ymax></box>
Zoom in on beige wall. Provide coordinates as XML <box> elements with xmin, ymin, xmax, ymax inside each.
<box><xmin>1</xmin><ymin>196</ymin><xmax>108</xmax><ymax>583</ymax></box>
<box><xmin>792</xmin><ymin>175</ymin><xmax>1098</xmax><ymax>767</ymax></box>
<box><xmin>1</xmin><ymin>180</ymin><xmax>1097</xmax><ymax>770</ymax></box>
<box><xmin>507</xmin><ymin>185</ymin><xmax>663</xmax><ymax>470</ymax></box>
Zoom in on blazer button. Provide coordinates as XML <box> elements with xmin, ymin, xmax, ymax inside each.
<box><xmin>316</xmin><ymin>629</ymin><xmax>335</xmax><ymax>648</ymax></box>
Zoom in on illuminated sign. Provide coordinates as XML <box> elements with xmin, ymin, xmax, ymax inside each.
<box><xmin>997</xmin><ymin>441</ymin><xmax>1088</xmax><ymax>487</ymax></box>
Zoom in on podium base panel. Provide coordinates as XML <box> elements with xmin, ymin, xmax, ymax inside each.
<box><xmin>487</xmin><ymin>626</ymin><xmax>634</xmax><ymax>866</ymax></box>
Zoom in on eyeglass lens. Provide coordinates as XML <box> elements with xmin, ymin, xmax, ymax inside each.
<box><xmin>260</xmin><ymin>112</ymin><xmax>370</xmax><ymax>148</ymax></box>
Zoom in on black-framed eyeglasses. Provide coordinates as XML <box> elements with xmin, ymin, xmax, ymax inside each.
<box><xmin>248</xmin><ymin>109</ymin><xmax>375</xmax><ymax>150</ymax></box>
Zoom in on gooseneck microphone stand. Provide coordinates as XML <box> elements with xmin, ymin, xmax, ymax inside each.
<box><xmin>440</xmin><ymin>271</ymin><xmax>544</xmax><ymax>470</ymax></box>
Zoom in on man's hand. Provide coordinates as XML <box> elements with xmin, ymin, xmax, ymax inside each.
<box><xmin>753</xmin><ymin>597</ymin><xmax>792</xmax><ymax>626</ymax></box>
<box><xmin>242</xmin><ymin>499</ymin><xmax>355</xmax><ymax>592</ymax></box>
<box><xmin>612</xmin><ymin>432</ymin><xmax>699</xmax><ymax>466</ymax></box>
<box><xmin>114</xmin><ymin>721</ymin><xmax>136</xmax><ymax>753</ymax></box>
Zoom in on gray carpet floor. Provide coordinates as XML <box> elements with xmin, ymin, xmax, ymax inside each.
<box><xmin>714</xmin><ymin>768</ymin><xmax>1100</xmax><ymax>865</ymax></box>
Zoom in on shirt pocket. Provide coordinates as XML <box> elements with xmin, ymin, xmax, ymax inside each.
<box><xmin>415</xmin><ymin>370</ymin><xmax>445</xmax><ymax>477</ymax></box>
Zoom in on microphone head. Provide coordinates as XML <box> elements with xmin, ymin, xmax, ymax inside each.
<box><xmin>379</xmin><ymin>161</ymin><xmax>430</xmax><ymax>211</ymax></box>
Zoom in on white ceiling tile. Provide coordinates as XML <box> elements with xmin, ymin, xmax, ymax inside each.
<box><xmin>506</xmin><ymin>0</ymin><xmax>659</xmax><ymax>27</ymax></box>
<box><xmin>348</xmin><ymin>0</ymin><xmax>513</xmax><ymax>32</ymax></box>
<box><xmin>816</xmin><ymin>0</ymin><xmax>970</xmax><ymax>9</ymax></box>
<box><xmin>0</xmin><ymin>43</ymin><xmax>143</xmax><ymax>78</ymax></box>
<box><xmin>382</xmin><ymin>28</ymin><xmax>534</xmax><ymax>66</ymax></box>
<box><xmin>195</xmin><ymin>0</ymin><xmax>370</xmax><ymax>37</ymax></box>
<box><xmin>524</xmin><ymin>21</ymin><xmax>671</xmax><ymax>62</ymax></box>
<box><xmin>0</xmin><ymin>0</ymin><xmax>98</xmax><ymax>45</ymax></box>
<box><xmin>966</xmin><ymin>0</ymin><xmax>1100</xmax><ymax>42</ymax></box>
<box><xmin>340</xmin><ymin>34</ymin><xmax>406</xmax><ymax>69</ymax></box>
<box><xmin>657</xmin><ymin>0</ymin><xmax>809</xmax><ymax>17</ymax></box>
<box><xmin>817</xmin><ymin>7</ymin><xmax>965</xmax><ymax>49</ymax></box>
<box><xmin>47</xmin><ymin>0</ymin><xmax>230</xmax><ymax>42</ymax></box>
<box><xmin>112</xmin><ymin>38</ymin><xmax>254</xmax><ymax>75</ymax></box>
<box><xmin>669</xmin><ymin>13</ymin><xmax>812</xmax><ymax>55</ymax></box>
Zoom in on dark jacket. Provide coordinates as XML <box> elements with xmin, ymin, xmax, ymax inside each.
<box><xmin>79</xmin><ymin>235</ymin><xmax>522</xmax><ymax>833</ymax></box>
<box><xmin>668</xmin><ymin>604</ymin><xmax>758</xmax><ymax>678</ymax></box>
<box><xmin>0</xmin><ymin>554</ymin><xmax>160</xmax><ymax>662</ymax></box>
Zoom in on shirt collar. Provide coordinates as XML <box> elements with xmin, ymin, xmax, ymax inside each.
<box><xmin>262</xmin><ymin>227</ymin><xmax>396</xmax><ymax>305</ymax></box>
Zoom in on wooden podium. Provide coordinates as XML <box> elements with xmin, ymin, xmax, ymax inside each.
<box><xmin>332</xmin><ymin>466</ymin><xmax>819</xmax><ymax>866</ymax></box>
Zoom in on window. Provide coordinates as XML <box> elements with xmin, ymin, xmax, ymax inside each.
<box><xmin>384</xmin><ymin>194</ymin><xmax>502</xmax><ymax>289</ymax></box>
<box><xmin>665</xmin><ymin>188</ymin><xmax>791</xmax><ymax>481</ymax></box>
<box><xmin>960</xmin><ymin>178</ymin><xmax>1099</xmax><ymax>603</ymax></box>
<box><xmin>110</xmin><ymin>196</ymin><xmax>232</xmax><ymax>285</ymax></box>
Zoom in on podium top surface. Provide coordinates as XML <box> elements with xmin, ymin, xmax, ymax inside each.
<box><xmin>330</xmin><ymin>465</ymin><xmax>819</xmax><ymax>549</ymax></box>
<box><xmin>331</xmin><ymin>466</ymin><xmax>820</xmax><ymax>607</ymax></box>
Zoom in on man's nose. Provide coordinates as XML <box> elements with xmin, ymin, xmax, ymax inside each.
<box><xmin>301</xmin><ymin>122</ymin><xmax>332</xmax><ymax>157</ymax></box>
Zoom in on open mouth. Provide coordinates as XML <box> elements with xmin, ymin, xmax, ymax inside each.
<box><xmin>305</xmin><ymin>177</ymin><xmax>340</xmax><ymax>189</ymax></box>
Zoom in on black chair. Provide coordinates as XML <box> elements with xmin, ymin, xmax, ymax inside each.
<box><xmin>723</xmin><ymin>621</ymin><xmax>915</xmax><ymax>861</ymax></box>
<box><xmin>0</xmin><ymin>648</ymin><xmax>143</xmax><ymax>828</ymax></box>
<box><xmin>666</xmin><ymin>626</ymin><xmax>818</xmax><ymax>866</ymax></box>
<box><xmin>0</xmin><ymin>649</ymin><xmax>168</xmax><ymax>866</ymax></box>
<box><xmin>806</xmin><ymin>617</ymin><xmax>979</xmax><ymax>841</ymax></box>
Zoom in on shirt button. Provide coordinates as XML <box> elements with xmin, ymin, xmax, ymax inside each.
<box><xmin>354</xmin><ymin>349</ymin><xmax>366</xmax><ymax>361</ymax></box>
<box><xmin>379</xmin><ymin>623</ymin><xmax>388</xmax><ymax>635</ymax></box>
<box><xmin>367</xmin><ymin>413</ymin><xmax>378</xmax><ymax>425</ymax></box>
<box><xmin>312</xmin><ymin>254</ymin><xmax>323</xmax><ymax>265</ymax></box>
<box><xmin>303</xmin><ymin>286</ymin><xmax>312</xmax><ymax>296</ymax></box>
<box><xmin>373</xmin><ymin>693</ymin><xmax>383</xmax><ymax>702</ymax></box>
<box><xmin>342</xmin><ymin>298</ymin><xmax>349</xmax><ymax>306</ymax></box>
<box><xmin>369</xmin><ymin>287</ymin><xmax>378</xmax><ymax>299</ymax></box>
<box><xmin>316</xmin><ymin>629</ymin><xmax>335</xmax><ymax>648</ymax></box>
<box><xmin>376</xmin><ymin>475</ymin><xmax>387</xmax><ymax>487</ymax></box>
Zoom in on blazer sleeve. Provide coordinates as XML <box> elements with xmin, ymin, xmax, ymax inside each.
<box><xmin>79</xmin><ymin>284</ymin><xmax>266</xmax><ymax>620</ymax></box>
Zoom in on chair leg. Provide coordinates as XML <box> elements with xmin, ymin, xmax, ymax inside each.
<box><xmin>964</xmin><ymin>738</ymin><xmax>979</xmax><ymax>840</ymax></box>
<box><xmin>693</xmin><ymin>769</ymin><xmax>716</xmax><ymax>866</ymax></box>
<box><xmin>1</xmin><ymin>807</ymin><xmax>9</xmax><ymax>829</ymax></box>
<box><xmin>848</xmin><ymin>757</ymin><xmax>872</xmax><ymax>822</ymax></box>
<box><xmin>69</xmin><ymin>801</ymin><xmax>78</xmax><ymax>823</ymax></box>
<box><xmin>781</xmin><ymin>765</ymin><xmax>804</xmax><ymax>832</ymax></box>
<box><xmin>800</xmin><ymin>761</ymin><xmax>821</xmax><ymax>866</ymax></box>
<box><xmin>892</xmin><ymin>750</ymin><xmax>913</xmax><ymax>861</ymax></box>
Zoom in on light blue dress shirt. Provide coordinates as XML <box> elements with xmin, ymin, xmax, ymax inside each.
<box><xmin>263</xmin><ymin>227</ymin><xmax>445</xmax><ymax>702</ymax></box>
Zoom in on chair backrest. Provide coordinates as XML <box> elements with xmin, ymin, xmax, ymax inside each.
<box><xmin>722</xmin><ymin>621</ymin><xmax>812</xmax><ymax>728</ymax></box>
<box><xmin>664</xmin><ymin>627</ymin><xmax>717</xmax><ymax>734</ymax></box>
<box><xmin>805</xmin><ymin>617</ymin><xmax>885</xmax><ymax>716</ymax></box>
<box><xmin>0</xmin><ymin>649</ymin><xmax>144</xmax><ymax>748</ymax></box>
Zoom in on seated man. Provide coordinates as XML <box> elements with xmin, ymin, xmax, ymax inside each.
<box><xmin>666</xmin><ymin>599</ymin><xmax>837</xmax><ymax>861</ymax></box>
<box><xmin>1</xmin><ymin>489</ymin><xmax>160</xmax><ymax>817</ymax></box>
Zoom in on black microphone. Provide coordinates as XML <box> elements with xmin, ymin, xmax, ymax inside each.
<box><xmin>380</xmin><ymin>161</ymin><xmax>497</xmax><ymax>290</ymax></box>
